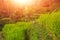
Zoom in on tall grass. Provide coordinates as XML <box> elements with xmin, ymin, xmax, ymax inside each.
<box><xmin>2</xmin><ymin>10</ymin><xmax>60</xmax><ymax>40</ymax></box>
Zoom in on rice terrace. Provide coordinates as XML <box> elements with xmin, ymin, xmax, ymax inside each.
<box><xmin>0</xmin><ymin>0</ymin><xmax>60</xmax><ymax>40</ymax></box>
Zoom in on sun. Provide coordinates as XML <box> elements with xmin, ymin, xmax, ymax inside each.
<box><xmin>14</xmin><ymin>0</ymin><xmax>31</xmax><ymax>4</ymax></box>
<box><xmin>5</xmin><ymin>0</ymin><xmax>36</xmax><ymax>8</ymax></box>
<box><xmin>12</xmin><ymin>0</ymin><xmax>35</xmax><ymax>6</ymax></box>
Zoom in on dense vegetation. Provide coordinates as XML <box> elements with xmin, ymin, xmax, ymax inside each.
<box><xmin>0</xmin><ymin>0</ymin><xmax>60</xmax><ymax>40</ymax></box>
<box><xmin>1</xmin><ymin>10</ymin><xmax>60</xmax><ymax>40</ymax></box>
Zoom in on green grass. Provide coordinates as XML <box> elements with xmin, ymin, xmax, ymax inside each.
<box><xmin>36</xmin><ymin>10</ymin><xmax>60</xmax><ymax>40</ymax></box>
<box><xmin>3</xmin><ymin>22</ymin><xmax>32</xmax><ymax>40</ymax></box>
<box><xmin>2</xmin><ymin>10</ymin><xmax>60</xmax><ymax>40</ymax></box>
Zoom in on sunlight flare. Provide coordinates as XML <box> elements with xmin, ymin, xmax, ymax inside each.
<box><xmin>12</xmin><ymin>0</ymin><xmax>35</xmax><ymax>6</ymax></box>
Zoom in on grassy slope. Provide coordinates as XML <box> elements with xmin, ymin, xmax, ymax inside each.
<box><xmin>3</xmin><ymin>22</ymin><xmax>32</xmax><ymax>40</ymax></box>
<box><xmin>36</xmin><ymin>10</ymin><xmax>60</xmax><ymax>40</ymax></box>
<box><xmin>2</xmin><ymin>10</ymin><xmax>60</xmax><ymax>40</ymax></box>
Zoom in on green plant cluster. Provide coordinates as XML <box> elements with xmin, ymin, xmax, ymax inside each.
<box><xmin>2</xmin><ymin>10</ymin><xmax>60</xmax><ymax>40</ymax></box>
